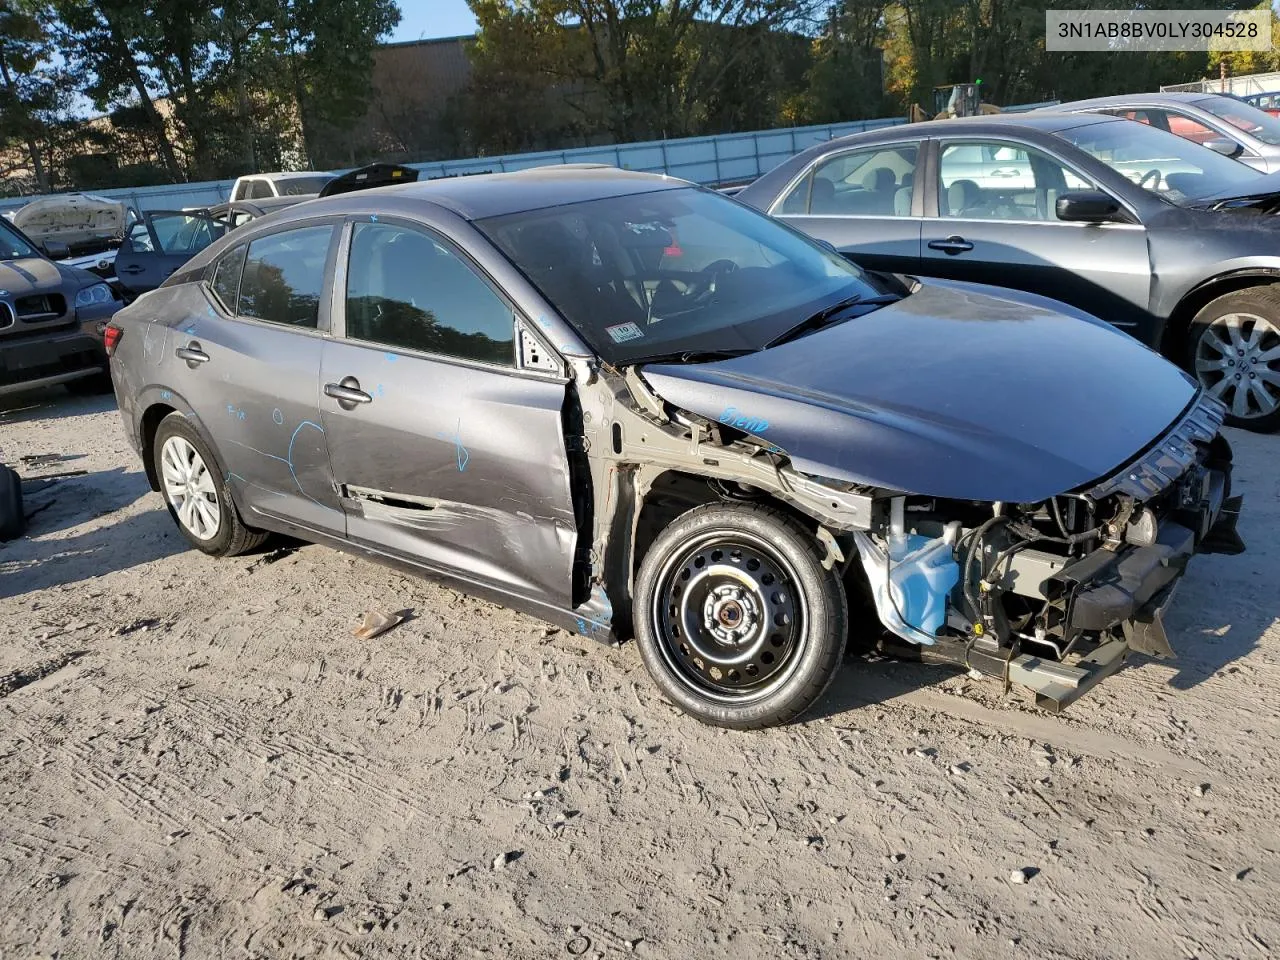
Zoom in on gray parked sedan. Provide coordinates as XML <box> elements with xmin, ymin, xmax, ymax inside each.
<box><xmin>105</xmin><ymin>168</ymin><xmax>1242</xmax><ymax>727</ymax></box>
<box><xmin>1049</xmin><ymin>92</ymin><xmax>1280</xmax><ymax>173</ymax></box>
<box><xmin>736</xmin><ymin>112</ymin><xmax>1280</xmax><ymax>430</ymax></box>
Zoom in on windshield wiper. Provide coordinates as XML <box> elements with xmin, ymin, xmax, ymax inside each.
<box><xmin>764</xmin><ymin>294</ymin><xmax>898</xmax><ymax>349</ymax></box>
<box><xmin>633</xmin><ymin>347</ymin><xmax>755</xmax><ymax>365</ymax></box>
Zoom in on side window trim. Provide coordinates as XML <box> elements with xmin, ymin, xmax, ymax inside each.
<box><xmin>331</xmin><ymin>214</ymin><xmax>560</xmax><ymax>377</ymax></box>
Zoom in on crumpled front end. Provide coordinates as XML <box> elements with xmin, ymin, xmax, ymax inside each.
<box><xmin>852</xmin><ymin>392</ymin><xmax>1243</xmax><ymax>710</ymax></box>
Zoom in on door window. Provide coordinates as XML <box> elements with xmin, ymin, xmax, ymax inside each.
<box><xmin>238</xmin><ymin>225</ymin><xmax>334</xmax><ymax>328</ymax></box>
<box><xmin>344</xmin><ymin>221</ymin><xmax>514</xmax><ymax>366</ymax></box>
<box><xmin>210</xmin><ymin>243</ymin><xmax>247</xmax><ymax>313</ymax></box>
<box><xmin>149</xmin><ymin>213</ymin><xmax>226</xmax><ymax>255</ymax></box>
<box><xmin>939</xmin><ymin>141</ymin><xmax>1095</xmax><ymax>222</ymax></box>
<box><xmin>248</xmin><ymin>179</ymin><xmax>274</xmax><ymax>200</ymax></box>
<box><xmin>778</xmin><ymin>144</ymin><xmax>919</xmax><ymax>216</ymax></box>
<box><xmin>125</xmin><ymin>221</ymin><xmax>155</xmax><ymax>253</ymax></box>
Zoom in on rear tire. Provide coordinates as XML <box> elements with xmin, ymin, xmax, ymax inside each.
<box><xmin>633</xmin><ymin>503</ymin><xmax>847</xmax><ymax>729</ymax></box>
<box><xmin>0</xmin><ymin>465</ymin><xmax>25</xmax><ymax>542</ymax></box>
<box><xmin>1187</xmin><ymin>287</ymin><xmax>1280</xmax><ymax>432</ymax></box>
<box><xmin>152</xmin><ymin>413</ymin><xmax>267</xmax><ymax>557</ymax></box>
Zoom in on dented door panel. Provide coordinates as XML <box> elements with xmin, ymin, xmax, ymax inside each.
<box><xmin>319</xmin><ymin>339</ymin><xmax>578</xmax><ymax>608</ymax></box>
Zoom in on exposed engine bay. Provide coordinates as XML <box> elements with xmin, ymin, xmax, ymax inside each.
<box><xmin>848</xmin><ymin>402</ymin><xmax>1242</xmax><ymax>708</ymax></box>
<box><xmin>590</xmin><ymin>364</ymin><xmax>1244</xmax><ymax>712</ymax></box>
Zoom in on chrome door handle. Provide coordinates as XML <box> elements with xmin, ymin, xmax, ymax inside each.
<box><xmin>175</xmin><ymin>342</ymin><xmax>210</xmax><ymax>365</ymax></box>
<box><xmin>324</xmin><ymin>377</ymin><xmax>372</xmax><ymax>408</ymax></box>
<box><xmin>927</xmin><ymin>236</ymin><xmax>974</xmax><ymax>255</ymax></box>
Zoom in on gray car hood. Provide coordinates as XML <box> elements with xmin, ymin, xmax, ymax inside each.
<box><xmin>641</xmin><ymin>282</ymin><xmax>1197</xmax><ymax>502</ymax></box>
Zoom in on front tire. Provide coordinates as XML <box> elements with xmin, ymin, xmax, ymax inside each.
<box><xmin>153</xmin><ymin>413</ymin><xmax>267</xmax><ymax>556</ymax></box>
<box><xmin>633</xmin><ymin>503</ymin><xmax>847</xmax><ymax>729</ymax></box>
<box><xmin>1188</xmin><ymin>287</ymin><xmax>1280</xmax><ymax>432</ymax></box>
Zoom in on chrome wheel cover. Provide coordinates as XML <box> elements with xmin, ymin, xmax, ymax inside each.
<box><xmin>160</xmin><ymin>435</ymin><xmax>221</xmax><ymax>541</ymax></box>
<box><xmin>1195</xmin><ymin>311</ymin><xmax>1280</xmax><ymax>420</ymax></box>
<box><xmin>651</xmin><ymin>530</ymin><xmax>808</xmax><ymax>703</ymax></box>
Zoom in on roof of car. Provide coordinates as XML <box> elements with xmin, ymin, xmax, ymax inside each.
<box><xmin>815</xmin><ymin>111</ymin><xmax>1124</xmax><ymax>147</ymax></box>
<box><xmin>1048</xmin><ymin>92</ymin><xmax>1219</xmax><ymax>110</ymax></box>
<box><xmin>269</xmin><ymin>167</ymin><xmax>688</xmax><ymax>222</ymax></box>
<box><xmin>248</xmin><ymin>171</ymin><xmax>335</xmax><ymax>181</ymax></box>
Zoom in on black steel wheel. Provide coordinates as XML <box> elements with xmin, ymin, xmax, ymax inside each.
<box><xmin>633</xmin><ymin>503</ymin><xmax>847</xmax><ymax>728</ymax></box>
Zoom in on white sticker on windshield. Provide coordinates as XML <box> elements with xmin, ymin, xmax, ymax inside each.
<box><xmin>606</xmin><ymin>321</ymin><xmax>644</xmax><ymax>344</ymax></box>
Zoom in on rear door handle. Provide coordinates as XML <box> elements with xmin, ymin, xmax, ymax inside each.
<box><xmin>927</xmin><ymin>236</ymin><xmax>974</xmax><ymax>255</ymax></box>
<box><xmin>175</xmin><ymin>342</ymin><xmax>210</xmax><ymax>365</ymax></box>
<box><xmin>324</xmin><ymin>377</ymin><xmax>372</xmax><ymax>409</ymax></box>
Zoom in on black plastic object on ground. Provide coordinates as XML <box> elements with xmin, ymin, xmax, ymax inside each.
<box><xmin>0</xmin><ymin>465</ymin><xmax>25</xmax><ymax>541</ymax></box>
<box><xmin>318</xmin><ymin>164</ymin><xmax>420</xmax><ymax>198</ymax></box>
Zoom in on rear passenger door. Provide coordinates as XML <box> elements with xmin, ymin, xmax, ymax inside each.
<box><xmin>921</xmin><ymin>138</ymin><xmax>1153</xmax><ymax>338</ymax></box>
<box><xmin>769</xmin><ymin>141</ymin><xmax>923</xmax><ymax>275</ymax></box>
<box><xmin>179</xmin><ymin>220</ymin><xmax>346</xmax><ymax>534</ymax></box>
<box><xmin>319</xmin><ymin>217</ymin><xmax>578</xmax><ymax>609</ymax></box>
<box><xmin>115</xmin><ymin>212</ymin><xmax>227</xmax><ymax>294</ymax></box>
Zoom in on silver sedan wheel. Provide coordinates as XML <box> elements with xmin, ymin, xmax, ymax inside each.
<box><xmin>1195</xmin><ymin>311</ymin><xmax>1280</xmax><ymax>421</ymax></box>
<box><xmin>159</xmin><ymin>435</ymin><xmax>221</xmax><ymax>541</ymax></box>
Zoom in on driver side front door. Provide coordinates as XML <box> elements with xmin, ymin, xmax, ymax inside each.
<box><xmin>318</xmin><ymin>217</ymin><xmax>580</xmax><ymax>610</ymax></box>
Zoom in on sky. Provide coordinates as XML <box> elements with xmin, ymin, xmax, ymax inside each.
<box><xmin>391</xmin><ymin>0</ymin><xmax>480</xmax><ymax>42</ymax></box>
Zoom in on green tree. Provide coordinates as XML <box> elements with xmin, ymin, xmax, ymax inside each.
<box><xmin>0</xmin><ymin>0</ymin><xmax>71</xmax><ymax>192</ymax></box>
<box><xmin>468</xmin><ymin>0</ymin><xmax>819</xmax><ymax>148</ymax></box>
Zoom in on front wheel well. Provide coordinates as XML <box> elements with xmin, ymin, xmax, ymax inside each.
<box><xmin>630</xmin><ymin>469</ymin><xmax>818</xmax><ymax>585</ymax></box>
<box><xmin>139</xmin><ymin>403</ymin><xmax>177</xmax><ymax>491</ymax></box>
<box><xmin>1165</xmin><ymin>273</ymin><xmax>1280</xmax><ymax>357</ymax></box>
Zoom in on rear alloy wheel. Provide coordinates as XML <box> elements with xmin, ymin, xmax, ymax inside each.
<box><xmin>1190</xmin><ymin>287</ymin><xmax>1280</xmax><ymax>432</ymax></box>
<box><xmin>633</xmin><ymin>503</ymin><xmax>847</xmax><ymax>729</ymax></box>
<box><xmin>152</xmin><ymin>413</ymin><xmax>267</xmax><ymax>556</ymax></box>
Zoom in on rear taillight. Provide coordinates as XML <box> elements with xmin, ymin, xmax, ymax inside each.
<box><xmin>103</xmin><ymin>323</ymin><xmax>123</xmax><ymax>357</ymax></box>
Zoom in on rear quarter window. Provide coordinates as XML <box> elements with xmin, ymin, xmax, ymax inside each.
<box><xmin>210</xmin><ymin>244</ymin><xmax>247</xmax><ymax>313</ymax></box>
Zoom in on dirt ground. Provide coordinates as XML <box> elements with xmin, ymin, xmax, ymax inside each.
<box><xmin>1</xmin><ymin>388</ymin><xmax>1278</xmax><ymax>960</ymax></box>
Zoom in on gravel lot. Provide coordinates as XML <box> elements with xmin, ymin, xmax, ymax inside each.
<box><xmin>2</xmin><ymin>388</ymin><xmax>1278</xmax><ymax>960</ymax></box>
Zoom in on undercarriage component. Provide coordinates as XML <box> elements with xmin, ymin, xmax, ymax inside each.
<box><xmin>880</xmin><ymin>632</ymin><xmax>1130</xmax><ymax>712</ymax></box>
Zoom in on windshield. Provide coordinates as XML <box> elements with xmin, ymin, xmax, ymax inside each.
<box><xmin>476</xmin><ymin>186</ymin><xmax>877</xmax><ymax>363</ymax></box>
<box><xmin>0</xmin><ymin>218</ymin><xmax>37</xmax><ymax>260</ymax></box>
<box><xmin>1197</xmin><ymin>94</ymin><xmax>1280</xmax><ymax>145</ymax></box>
<box><xmin>1057</xmin><ymin>119</ymin><xmax>1263</xmax><ymax>204</ymax></box>
<box><xmin>277</xmin><ymin>175</ymin><xmax>334</xmax><ymax>196</ymax></box>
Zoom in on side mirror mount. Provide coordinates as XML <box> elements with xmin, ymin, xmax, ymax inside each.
<box><xmin>1055</xmin><ymin>190</ymin><xmax>1130</xmax><ymax>224</ymax></box>
<box><xmin>41</xmin><ymin>240</ymin><xmax>70</xmax><ymax>260</ymax></box>
<box><xmin>1203</xmin><ymin>137</ymin><xmax>1244</xmax><ymax>159</ymax></box>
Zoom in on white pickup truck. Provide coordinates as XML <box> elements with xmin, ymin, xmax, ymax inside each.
<box><xmin>228</xmin><ymin>170</ymin><xmax>336</xmax><ymax>201</ymax></box>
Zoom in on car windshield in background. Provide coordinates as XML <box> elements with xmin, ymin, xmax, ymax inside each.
<box><xmin>476</xmin><ymin>187</ymin><xmax>874</xmax><ymax>363</ymax></box>
<box><xmin>1198</xmin><ymin>95</ymin><xmax>1280</xmax><ymax>145</ymax></box>
<box><xmin>278</xmin><ymin>176</ymin><xmax>334</xmax><ymax>196</ymax></box>
<box><xmin>1057</xmin><ymin>120</ymin><xmax>1263</xmax><ymax>204</ymax></box>
<box><xmin>0</xmin><ymin>220</ymin><xmax>37</xmax><ymax>260</ymax></box>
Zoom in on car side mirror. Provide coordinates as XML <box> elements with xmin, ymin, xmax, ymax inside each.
<box><xmin>41</xmin><ymin>240</ymin><xmax>70</xmax><ymax>260</ymax></box>
<box><xmin>1202</xmin><ymin>137</ymin><xmax>1244</xmax><ymax>159</ymax></box>
<box><xmin>1055</xmin><ymin>190</ymin><xmax>1129</xmax><ymax>224</ymax></box>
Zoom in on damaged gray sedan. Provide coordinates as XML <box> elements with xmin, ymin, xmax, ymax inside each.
<box><xmin>105</xmin><ymin>168</ymin><xmax>1244</xmax><ymax>728</ymax></box>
